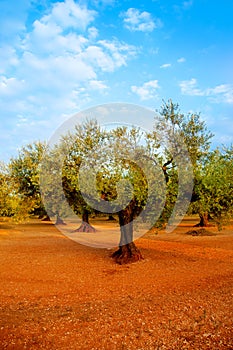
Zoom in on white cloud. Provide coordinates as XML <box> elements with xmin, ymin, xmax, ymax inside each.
<box><xmin>79</xmin><ymin>40</ymin><xmax>137</xmax><ymax>73</ymax></box>
<box><xmin>0</xmin><ymin>0</ymin><xmax>139</xmax><ymax>148</ymax></box>
<box><xmin>98</xmin><ymin>40</ymin><xmax>138</xmax><ymax>69</ymax></box>
<box><xmin>179</xmin><ymin>78</ymin><xmax>204</xmax><ymax>96</ymax></box>
<box><xmin>177</xmin><ymin>57</ymin><xmax>186</xmax><ymax>63</ymax></box>
<box><xmin>88</xmin><ymin>80</ymin><xmax>108</xmax><ymax>91</ymax></box>
<box><xmin>88</xmin><ymin>26</ymin><xmax>99</xmax><ymax>39</ymax></box>
<box><xmin>0</xmin><ymin>0</ymin><xmax>138</xmax><ymax>93</ymax></box>
<box><xmin>40</xmin><ymin>0</ymin><xmax>97</xmax><ymax>32</ymax></box>
<box><xmin>0</xmin><ymin>76</ymin><xmax>25</xmax><ymax>96</ymax></box>
<box><xmin>22</xmin><ymin>1</ymin><xmax>96</xmax><ymax>56</ymax></box>
<box><xmin>208</xmin><ymin>84</ymin><xmax>233</xmax><ymax>104</ymax></box>
<box><xmin>122</xmin><ymin>8</ymin><xmax>160</xmax><ymax>32</ymax></box>
<box><xmin>23</xmin><ymin>19</ymin><xmax>90</xmax><ymax>57</ymax></box>
<box><xmin>50</xmin><ymin>55</ymin><xmax>97</xmax><ymax>81</ymax></box>
<box><xmin>81</xmin><ymin>45</ymin><xmax>115</xmax><ymax>71</ymax></box>
<box><xmin>131</xmin><ymin>80</ymin><xmax>160</xmax><ymax>100</ymax></box>
<box><xmin>7</xmin><ymin>3</ymin><xmax>138</xmax><ymax>95</ymax></box>
<box><xmin>160</xmin><ymin>63</ymin><xmax>171</xmax><ymax>69</ymax></box>
<box><xmin>0</xmin><ymin>46</ymin><xmax>19</xmax><ymax>73</ymax></box>
<box><xmin>0</xmin><ymin>0</ymin><xmax>143</xmax><ymax>163</ymax></box>
<box><xmin>179</xmin><ymin>78</ymin><xmax>233</xmax><ymax>103</ymax></box>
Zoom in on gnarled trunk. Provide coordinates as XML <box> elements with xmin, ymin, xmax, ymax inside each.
<box><xmin>74</xmin><ymin>210</ymin><xmax>96</xmax><ymax>232</ymax></box>
<box><xmin>112</xmin><ymin>201</ymin><xmax>143</xmax><ymax>265</ymax></box>
<box><xmin>195</xmin><ymin>212</ymin><xmax>210</xmax><ymax>227</ymax></box>
<box><xmin>112</xmin><ymin>241</ymin><xmax>142</xmax><ymax>265</ymax></box>
<box><xmin>55</xmin><ymin>215</ymin><xmax>66</xmax><ymax>225</ymax></box>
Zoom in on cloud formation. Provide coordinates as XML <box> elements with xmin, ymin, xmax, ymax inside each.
<box><xmin>160</xmin><ymin>63</ymin><xmax>171</xmax><ymax>69</ymax></box>
<box><xmin>179</xmin><ymin>78</ymin><xmax>233</xmax><ymax>104</ymax></box>
<box><xmin>1</xmin><ymin>0</ymin><xmax>138</xmax><ymax>121</ymax></box>
<box><xmin>0</xmin><ymin>0</ymin><xmax>232</xmax><ymax>161</ymax></box>
<box><xmin>131</xmin><ymin>80</ymin><xmax>160</xmax><ymax>100</ymax></box>
<box><xmin>177</xmin><ymin>57</ymin><xmax>186</xmax><ymax>63</ymax></box>
<box><xmin>122</xmin><ymin>8</ymin><xmax>160</xmax><ymax>32</ymax></box>
<box><xmin>40</xmin><ymin>0</ymin><xmax>97</xmax><ymax>31</ymax></box>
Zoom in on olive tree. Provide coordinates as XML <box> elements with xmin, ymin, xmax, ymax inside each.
<box><xmin>61</xmin><ymin>121</ymin><xmax>164</xmax><ymax>264</ymax></box>
<box><xmin>9</xmin><ymin>141</ymin><xmax>47</xmax><ymax>220</ymax></box>
<box><xmin>152</xmin><ymin>100</ymin><xmax>214</xmax><ymax>227</ymax></box>
<box><xmin>0</xmin><ymin>162</ymin><xmax>16</xmax><ymax>217</ymax></box>
<box><xmin>61</xmin><ymin>119</ymin><xmax>107</xmax><ymax>232</ymax></box>
<box><xmin>191</xmin><ymin>146</ymin><xmax>233</xmax><ymax>229</ymax></box>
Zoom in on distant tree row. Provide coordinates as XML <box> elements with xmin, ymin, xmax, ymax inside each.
<box><xmin>0</xmin><ymin>100</ymin><xmax>232</xmax><ymax>263</ymax></box>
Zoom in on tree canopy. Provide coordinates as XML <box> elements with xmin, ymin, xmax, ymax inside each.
<box><xmin>1</xmin><ymin>142</ymin><xmax>47</xmax><ymax>221</ymax></box>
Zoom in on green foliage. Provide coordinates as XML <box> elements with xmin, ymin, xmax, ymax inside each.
<box><xmin>190</xmin><ymin>146</ymin><xmax>233</xmax><ymax>229</ymax></box>
<box><xmin>62</xmin><ymin>119</ymin><xmax>107</xmax><ymax>218</ymax></box>
<box><xmin>40</xmin><ymin>143</ymin><xmax>70</xmax><ymax>220</ymax></box>
<box><xmin>0</xmin><ymin>162</ymin><xmax>16</xmax><ymax>217</ymax></box>
<box><xmin>149</xmin><ymin>99</ymin><xmax>214</xmax><ymax>227</ymax></box>
<box><xmin>154</xmin><ymin>99</ymin><xmax>213</xmax><ymax>165</ymax></box>
<box><xmin>1</xmin><ymin>100</ymin><xmax>232</xmax><ymax>234</ymax></box>
<box><xmin>57</xmin><ymin>120</ymin><xmax>164</xmax><ymax>230</ymax></box>
<box><xmin>8</xmin><ymin>141</ymin><xmax>47</xmax><ymax>220</ymax></box>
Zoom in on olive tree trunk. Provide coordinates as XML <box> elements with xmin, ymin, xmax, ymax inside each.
<box><xmin>74</xmin><ymin>209</ymin><xmax>96</xmax><ymax>232</ymax></box>
<box><xmin>55</xmin><ymin>214</ymin><xmax>66</xmax><ymax>225</ymax></box>
<box><xmin>195</xmin><ymin>212</ymin><xmax>211</xmax><ymax>227</ymax></box>
<box><xmin>112</xmin><ymin>201</ymin><xmax>143</xmax><ymax>264</ymax></box>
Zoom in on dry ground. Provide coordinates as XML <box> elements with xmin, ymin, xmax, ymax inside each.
<box><xmin>0</xmin><ymin>217</ymin><xmax>232</xmax><ymax>349</ymax></box>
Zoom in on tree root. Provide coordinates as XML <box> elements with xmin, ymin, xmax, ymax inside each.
<box><xmin>55</xmin><ymin>217</ymin><xmax>66</xmax><ymax>225</ymax></box>
<box><xmin>73</xmin><ymin>222</ymin><xmax>96</xmax><ymax>233</ymax></box>
<box><xmin>111</xmin><ymin>243</ymin><xmax>143</xmax><ymax>265</ymax></box>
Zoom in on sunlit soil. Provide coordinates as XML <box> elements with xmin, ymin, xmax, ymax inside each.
<box><xmin>0</xmin><ymin>216</ymin><xmax>232</xmax><ymax>349</ymax></box>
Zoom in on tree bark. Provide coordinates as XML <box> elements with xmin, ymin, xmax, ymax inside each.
<box><xmin>74</xmin><ymin>210</ymin><xmax>96</xmax><ymax>232</ymax></box>
<box><xmin>195</xmin><ymin>212</ymin><xmax>210</xmax><ymax>227</ymax></box>
<box><xmin>112</xmin><ymin>201</ymin><xmax>143</xmax><ymax>264</ymax></box>
<box><xmin>55</xmin><ymin>215</ymin><xmax>66</xmax><ymax>225</ymax></box>
<box><xmin>162</xmin><ymin>158</ymin><xmax>173</xmax><ymax>183</ymax></box>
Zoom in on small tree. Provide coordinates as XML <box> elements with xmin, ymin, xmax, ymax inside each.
<box><xmin>8</xmin><ymin>142</ymin><xmax>47</xmax><ymax>221</ymax></box>
<box><xmin>0</xmin><ymin>162</ymin><xmax>17</xmax><ymax>217</ymax></box>
<box><xmin>191</xmin><ymin>146</ymin><xmax>233</xmax><ymax>229</ymax></box>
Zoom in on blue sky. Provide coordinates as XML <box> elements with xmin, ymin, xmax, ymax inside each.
<box><xmin>0</xmin><ymin>0</ymin><xmax>233</xmax><ymax>162</ymax></box>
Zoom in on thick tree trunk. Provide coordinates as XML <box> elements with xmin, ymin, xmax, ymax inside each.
<box><xmin>74</xmin><ymin>210</ymin><xmax>96</xmax><ymax>232</ymax></box>
<box><xmin>55</xmin><ymin>215</ymin><xmax>66</xmax><ymax>225</ymax></box>
<box><xmin>112</xmin><ymin>201</ymin><xmax>143</xmax><ymax>265</ymax></box>
<box><xmin>112</xmin><ymin>241</ymin><xmax>143</xmax><ymax>265</ymax></box>
<box><xmin>195</xmin><ymin>212</ymin><xmax>210</xmax><ymax>227</ymax></box>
